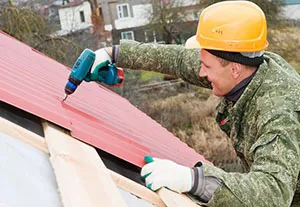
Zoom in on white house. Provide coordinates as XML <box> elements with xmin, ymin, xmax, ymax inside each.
<box><xmin>280</xmin><ymin>0</ymin><xmax>300</xmax><ymax>22</ymax></box>
<box><xmin>57</xmin><ymin>0</ymin><xmax>93</xmax><ymax>35</ymax></box>
<box><xmin>113</xmin><ymin>3</ymin><xmax>152</xmax><ymax>31</ymax></box>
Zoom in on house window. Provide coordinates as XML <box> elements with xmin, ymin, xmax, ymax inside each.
<box><xmin>80</xmin><ymin>11</ymin><xmax>85</xmax><ymax>22</ymax></box>
<box><xmin>121</xmin><ymin>31</ymin><xmax>134</xmax><ymax>40</ymax></box>
<box><xmin>144</xmin><ymin>31</ymin><xmax>148</xmax><ymax>42</ymax></box>
<box><xmin>117</xmin><ymin>3</ymin><xmax>130</xmax><ymax>19</ymax></box>
<box><xmin>99</xmin><ymin>7</ymin><xmax>103</xmax><ymax>17</ymax></box>
<box><xmin>144</xmin><ymin>30</ymin><xmax>157</xmax><ymax>43</ymax></box>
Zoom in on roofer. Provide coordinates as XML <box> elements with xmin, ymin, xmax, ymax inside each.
<box><xmin>86</xmin><ymin>1</ymin><xmax>300</xmax><ymax>206</ymax></box>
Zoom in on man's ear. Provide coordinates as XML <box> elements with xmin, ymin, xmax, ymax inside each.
<box><xmin>231</xmin><ymin>63</ymin><xmax>242</xmax><ymax>79</ymax></box>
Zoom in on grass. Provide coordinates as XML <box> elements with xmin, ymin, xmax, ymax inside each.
<box><xmin>140</xmin><ymin>71</ymin><xmax>164</xmax><ymax>82</ymax></box>
<box><xmin>138</xmin><ymin>88</ymin><xmax>237</xmax><ymax>165</ymax></box>
<box><xmin>268</xmin><ymin>26</ymin><xmax>300</xmax><ymax>73</ymax></box>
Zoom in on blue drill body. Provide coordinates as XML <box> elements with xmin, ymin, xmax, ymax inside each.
<box><xmin>64</xmin><ymin>49</ymin><xmax>124</xmax><ymax>96</ymax></box>
<box><xmin>65</xmin><ymin>49</ymin><xmax>95</xmax><ymax>95</ymax></box>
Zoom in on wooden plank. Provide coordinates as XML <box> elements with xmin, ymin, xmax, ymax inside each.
<box><xmin>42</xmin><ymin>121</ymin><xmax>128</xmax><ymax>207</ymax></box>
<box><xmin>110</xmin><ymin>170</ymin><xmax>166</xmax><ymax>207</ymax></box>
<box><xmin>0</xmin><ymin>117</ymin><xmax>49</xmax><ymax>154</ymax></box>
<box><xmin>157</xmin><ymin>188</ymin><xmax>201</xmax><ymax>207</ymax></box>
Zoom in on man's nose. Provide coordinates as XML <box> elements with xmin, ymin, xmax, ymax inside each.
<box><xmin>199</xmin><ymin>66</ymin><xmax>207</xmax><ymax>77</ymax></box>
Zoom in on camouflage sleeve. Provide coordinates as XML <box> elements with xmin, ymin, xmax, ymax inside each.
<box><xmin>203</xmin><ymin>108</ymin><xmax>300</xmax><ymax>207</ymax></box>
<box><xmin>116</xmin><ymin>40</ymin><xmax>211</xmax><ymax>88</ymax></box>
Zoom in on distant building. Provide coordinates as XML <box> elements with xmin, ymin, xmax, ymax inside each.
<box><xmin>39</xmin><ymin>0</ymin><xmax>93</xmax><ymax>35</ymax></box>
<box><xmin>56</xmin><ymin>0</ymin><xmax>93</xmax><ymax>36</ymax></box>
<box><xmin>39</xmin><ymin>0</ymin><xmax>101</xmax><ymax>49</ymax></box>
<box><xmin>40</xmin><ymin>3</ymin><xmax>61</xmax><ymax>26</ymax></box>
<box><xmin>280</xmin><ymin>0</ymin><xmax>300</xmax><ymax>24</ymax></box>
<box><xmin>99</xmin><ymin>0</ymin><xmax>201</xmax><ymax>45</ymax></box>
<box><xmin>40</xmin><ymin>0</ymin><xmax>202</xmax><ymax>48</ymax></box>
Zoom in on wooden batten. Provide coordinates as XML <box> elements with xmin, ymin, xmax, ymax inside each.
<box><xmin>158</xmin><ymin>188</ymin><xmax>201</xmax><ymax>207</ymax></box>
<box><xmin>42</xmin><ymin>121</ymin><xmax>128</xmax><ymax>207</ymax></box>
<box><xmin>110</xmin><ymin>170</ymin><xmax>166</xmax><ymax>207</ymax></box>
<box><xmin>0</xmin><ymin>117</ymin><xmax>49</xmax><ymax>154</ymax></box>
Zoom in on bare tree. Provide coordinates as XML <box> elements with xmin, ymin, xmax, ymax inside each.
<box><xmin>0</xmin><ymin>3</ymin><xmax>82</xmax><ymax>67</ymax></box>
<box><xmin>86</xmin><ymin>0</ymin><xmax>111</xmax><ymax>47</ymax></box>
<box><xmin>147</xmin><ymin>0</ymin><xmax>202</xmax><ymax>44</ymax></box>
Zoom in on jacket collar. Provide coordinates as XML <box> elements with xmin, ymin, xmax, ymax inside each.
<box><xmin>219</xmin><ymin>55</ymin><xmax>270</xmax><ymax>142</ymax></box>
<box><xmin>225</xmin><ymin>71</ymin><xmax>256</xmax><ymax>103</ymax></box>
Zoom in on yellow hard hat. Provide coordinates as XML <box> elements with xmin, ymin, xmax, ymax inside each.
<box><xmin>186</xmin><ymin>1</ymin><xmax>268</xmax><ymax>52</ymax></box>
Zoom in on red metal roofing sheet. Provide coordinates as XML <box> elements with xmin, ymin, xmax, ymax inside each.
<box><xmin>0</xmin><ymin>30</ymin><xmax>211</xmax><ymax>167</ymax></box>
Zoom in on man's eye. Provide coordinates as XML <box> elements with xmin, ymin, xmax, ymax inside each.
<box><xmin>201</xmin><ymin>63</ymin><xmax>209</xmax><ymax>69</ymax></box>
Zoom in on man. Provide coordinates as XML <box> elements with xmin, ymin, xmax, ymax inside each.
<box><xmin>88</xmin><ymin>1</ymin><xmax>300</xmax><ymax>206</ymax></box>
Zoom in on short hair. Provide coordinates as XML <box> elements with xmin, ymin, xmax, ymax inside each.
<box><xmin>217</xmin><ymin>57</ymin><xmax>230</xmax><ymax>67</ymax></box>
<box><xmin>217</xmin><ymin>57</ymin><xmax>258</xmax><ymax>71</ymax></box>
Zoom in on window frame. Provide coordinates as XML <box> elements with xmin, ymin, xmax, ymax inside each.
<box><xmin>79</xmin><ymin>11</ymin><xmax>85</xmax><ymax>23</ymax></box>
<box><xmin>121</xmin><ymin>31</ymin><xmax>135</xmax><ymax>40</ymax></box>
<box><xmin>117</xmin><ymin>3</ymin><xmax>131</xmax><ymax>19</ymax></box>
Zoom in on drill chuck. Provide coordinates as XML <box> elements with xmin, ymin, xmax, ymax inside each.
<box><xmin>64</xmin><ymin>76</ymin><xmax>82</xmax><ymax>95</ymax></box>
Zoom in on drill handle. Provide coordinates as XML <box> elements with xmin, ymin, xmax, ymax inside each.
<box><xmin>84</xmin><ymin>63</ymin><xmax>124</xmax><ymax>87</ymax></box>
<box><xmin>84</xmin><ymin>60</ymin><xmax>110</xmax><ymax>82</ymax></box>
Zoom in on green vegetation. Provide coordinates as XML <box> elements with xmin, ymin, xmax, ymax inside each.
<box><xmin>140</xmin><ymin>71</ymin><xmax>164</xmax><ymax>82</ymax></box>
<box><xmin>134</xmin><ymin>85</ymin><xmax>237</xmax><ymax>165</ymax></box>
<box><xmin>268</xmin><ymin>27</ymin><xmax>300</xmax><ymax>72</ymax></box>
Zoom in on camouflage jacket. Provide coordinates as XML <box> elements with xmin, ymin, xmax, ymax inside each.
<box><xmin>117</xmin><ymin>40</ymin><xmax>300</xmax><ymax>207</ymax></box>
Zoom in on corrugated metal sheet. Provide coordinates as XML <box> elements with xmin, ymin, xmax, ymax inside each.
<box><xmin>0</xmin><ymin>30</ymin><xmax>211</xmax><ymax>167</ymax></box>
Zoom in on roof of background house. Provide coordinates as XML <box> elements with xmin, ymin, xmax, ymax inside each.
<box><xmin>0</xmin><ymin>30</ymin><xmax>211</xmax><ymax>168</ymax></box>
<box><xmin>61</xmin><ymin>0</ymin><xmax>85</xmax><ymax>8</ymax></box>
<box><xmin>281</xmin><ymin>0</ymin><xmax>300</xmax><ymax>4</ymax></box>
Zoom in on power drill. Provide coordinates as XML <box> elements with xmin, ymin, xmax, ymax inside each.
<box><xmin>63</xmin><ymin>49</ymin><xmax>124</xmax><ymax>101</ymax></box>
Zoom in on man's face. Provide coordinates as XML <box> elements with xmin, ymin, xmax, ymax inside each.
<box><xmin>199</xmin><ymin>50</ymin><xmax>235</xmax><ymax>97</ymax></box>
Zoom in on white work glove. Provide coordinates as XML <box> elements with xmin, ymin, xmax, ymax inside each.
<box><xmin>90</xmin><ymin>48</ymin><xmax>112</xmax><ymax>73</ymax></box>
<box><xmin>141</xmin><ymin>155</ymin><xmax>193</xmax><ymax>193</ymax></box>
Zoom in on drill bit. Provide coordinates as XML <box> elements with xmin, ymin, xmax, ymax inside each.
<box><xmin>62</xmin><ymin>94</ymin><xmax>68</xmax><ymax>102</ymax></box>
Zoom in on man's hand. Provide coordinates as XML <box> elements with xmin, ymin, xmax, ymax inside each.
<box><xmin>85</xmin><ymin>48</ymin><xmax>112</xmax><ymax>82</ymax></box>
<box><xmin>92</xmin><ymin>48</ymin><xmax>112</xmax><ymax>71</ymax></box>
<box><xmin>141</xmin><ymin>155</ymin><xmax>193</xmax><ymax>193</ymax></box>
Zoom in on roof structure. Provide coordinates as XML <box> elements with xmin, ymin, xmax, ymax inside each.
<box><xmin>61</xmin><ymin>0</ymin><xmax>85</xmax><ymax>8</ymax></box>
<box><xmin>0</xmin><ymin>30</ymin><xmax>210</xmax><ymax>168</ymax></box>
<box><xmin>0</xmin><ymin>131</ymin><xmax>62</xmax><ymax>207</ymax></box>
<box><xmin>281</xmin><ymin>0</ymin><xmax>300</xmax><ymax>4</ymax></box>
